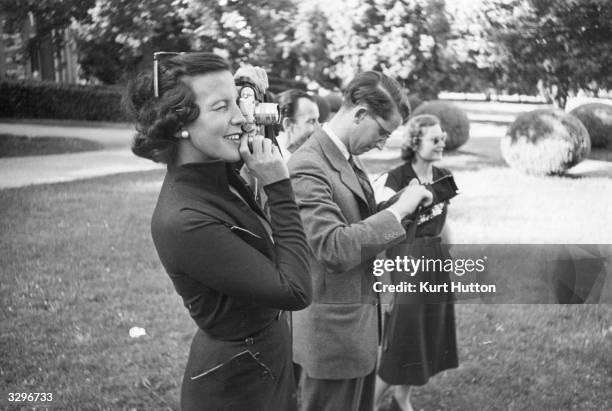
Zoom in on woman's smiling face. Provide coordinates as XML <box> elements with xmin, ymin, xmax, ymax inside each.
<box><xmin>182</xmin><ymin>71</ymin><xmax>246</xmax><ymax>163</ymax></box>
<box><xmin>415</xmin><ymin>124</ymin><xmax>446</xmax><ymax>162</ymax></box>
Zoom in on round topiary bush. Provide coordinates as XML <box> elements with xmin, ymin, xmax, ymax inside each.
<box><xmin>412</xmin><ymin>100</ymin><xmax>470</xmax><ymax>150</ymax></box>
<box><xmin>501</xmin><ymin>109</ymin><xmax>591</xmax><ymax>175</ymax></box>
<box><xmin>406</xmin><ymin>93</ymin><xmax>423</xmax><ymax>113</ymax></box>
<box><xmin>569</xmin><ymin>103</ymin><xmax>612</xmax><ymax>148</ymax></box>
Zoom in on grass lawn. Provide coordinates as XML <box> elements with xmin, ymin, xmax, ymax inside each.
<box><xmin>1</xmin><ymin>171</ymin><xmax>189</xmax><ymax>409</ymax></box>
<box><xmin>0</xmin><ymin>134</ymin><xmax>104</xmax><ymax>157</ymax></box>
<box><xmin>1</xmin><ymin>141</ymin><xmax>612</xmax><ymax>409</ymax></box>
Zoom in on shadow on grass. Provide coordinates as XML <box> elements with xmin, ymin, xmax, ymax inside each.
<box><xmin>0</xmin><ymin>134</ymin><xmax>104</xmax><ymax>157</ymax></box>
<box><xmin>588</xmin><ymin>148</ymin><xmax>612</xmax><ymax>163</ymax></box>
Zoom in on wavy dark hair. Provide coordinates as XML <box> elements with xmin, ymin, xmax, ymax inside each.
<box><xmin>401</xmin><ymin>114</ymin><xmax>441</xmax><ymax>161</ymax></box>
<box><xmin>342</xmin><ymin>71</ymin><xmax>410</xmax><ymax>122</ymax></box>
<box><xmin>124</xmin><ymin>52</ymin><xmax>230</xmax><ymax>163</ymax></box>
<box><xmin>277</xmin><ymin>89</ymin><xmax>316</xmax><ymax>131</ymax></box>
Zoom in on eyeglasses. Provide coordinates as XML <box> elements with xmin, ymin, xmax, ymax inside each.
<box><xmin>367</xmin><ymin>112</ymin><xmax>392</xmax><ymax>139</ymax></box>
<box><xmin>153</xmin><ymin>51</ymin><xmax>182</xmax><ymax>98</ymax></box>
<box><xmin>423</xmin><ymin>132</ymin><xmax>448</xmax><ymax>145</ymax></box>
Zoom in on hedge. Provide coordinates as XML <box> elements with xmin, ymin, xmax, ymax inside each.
<box><xmin>0</xmin><ymin>80</ymin><xmax>129</xmax><ymax>122</ymax></box>
<box><xmin>569</xmin><ymin>103</ymin><xmax>612</xmax><ymax>149</ymax></box>
<box><xmin>0</xmin><ymin>78</ymin><xmax>307</xmax><ymax>122</ymax></box>
<box><xmin>412</xmin><ymin>100</ymin><xmax>470</xmax><ymax>150</ymax></box>
<box><xmin>501</xmin><ymin>109</ymin><xmax>591</xmax><ymax>175</ymax></box>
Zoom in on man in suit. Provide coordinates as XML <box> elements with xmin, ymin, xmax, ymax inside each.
<box><xmin>289</xmin><ymin>71</ymin><xmax>433</xmax><ymax>411</ymax></box>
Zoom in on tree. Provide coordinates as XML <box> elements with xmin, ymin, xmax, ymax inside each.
<box><xmin>0</xmin><ymin>0</ymin><xmax>94</xmax><ymax>47</ymax></box>
<box><xmin>325</xmin><ymin>0</ymin><xmax>456</xmax><ymax>100</ymax></box>
<box><xmin>74</xmin><ymin>0</ymin><xmax>194</xmax><ymax>84</ymax></box>
<box><xmin>443</xmin><ymin>0</ymin><xmax>502</xmax><ymax>95</ymax></box>
<box><xmin>290</xmin><ymin>5</ymin><xmax>339</xmax><ymax>89</ymax></box>
<box><xmin>74</xmin><ymin>0</ymin><xmax>299</xmax><ymax>84</ymax></box>
<box><xmin>480</xmin><ymin>0</ymin><xmax>612</xmax><ymax>108</ymax></box>
<box><xmin>196</xmin><ymin>0</ymin><xmax>299</xmax><ymax>76</ymax></box>
<box><xmin>0</xmin><ymin>0</ymin><xmax>95</xmax><ymax>80</ymax></box>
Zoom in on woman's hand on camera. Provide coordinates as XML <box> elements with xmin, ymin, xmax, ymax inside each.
<box><xmin>239</xmin><ymin>134</ymin><xmax>288</xmax><ymax>186</ymax></box>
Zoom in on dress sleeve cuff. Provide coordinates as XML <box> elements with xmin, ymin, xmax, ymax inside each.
<box><xmin>263</xmin><ymin>178</ymin><xmax>295</xmax><ymax>200</ymax></box>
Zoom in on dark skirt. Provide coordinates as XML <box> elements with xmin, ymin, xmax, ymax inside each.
<box><xmin>378</xmin><ymin>237</ymin><xmax>458</xmax><ymax>386</ymax></box>
<box><xmin>181</xmin><ymin>313</ymin><xmax>296</xmax><ymax>411</ymax></box>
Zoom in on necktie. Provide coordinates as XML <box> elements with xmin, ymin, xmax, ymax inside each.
<box><xmin>349</xmin><ymin>156</ymin><xmax>377</xmax><ymax>214</ymax></box>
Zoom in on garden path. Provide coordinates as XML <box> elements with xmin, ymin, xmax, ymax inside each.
<box><xmin>0</xmin><ymin>116</ymin><xmax>610</xmax><ymax>189</ymax></box>
<box><xmin>0</xmin><ymin>121</ymin><xmax>162</xmax><ymax>188</ymax></box>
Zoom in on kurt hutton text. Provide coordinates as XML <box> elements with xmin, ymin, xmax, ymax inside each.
<box><xmin>373</xmin><ymin>281</ymin><xmax>496</xmax><ymax>294</ymax></box>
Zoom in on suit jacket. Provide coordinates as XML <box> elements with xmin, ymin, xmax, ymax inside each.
<box><xmin>288</xmin><ymin>128</ymin><xmax>407</xmax><ymax>379</ymax></box>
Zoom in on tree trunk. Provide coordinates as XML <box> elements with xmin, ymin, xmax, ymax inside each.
<box><xmin>0</xmin><ymin>14</ymin><xmax>5</xmax><ymax>80</ymax></box>
<box><xmin>554</xmin><ymin>84</ymin><xmax>568</xmax><ymax>110</ymax></box>
<box><xmin>38</xmin><ymin>34</ymin><xmax>56</xmax><ymax>81</ymax></box>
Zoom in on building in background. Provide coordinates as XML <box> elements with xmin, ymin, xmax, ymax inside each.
<box><xmin>0</xmin><ymin>12</ymin><xmax>79</xmax><ymax>83</ymax></box>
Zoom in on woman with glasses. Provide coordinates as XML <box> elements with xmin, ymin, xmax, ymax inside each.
<box><xmin>125</xmin><ymin>52</ymin><xmax>311</xmax><ymax>410</ymax></box>
<box><xmin>376</xmin><ymin>114</ymin><xmax>458</xmax><ymax>411</ymax></box>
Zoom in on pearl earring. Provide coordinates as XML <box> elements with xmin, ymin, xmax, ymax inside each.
<box><xmin>180</xmin><ymin>129</ymin><xmax>190</xmax><ymax>139</ymax></box>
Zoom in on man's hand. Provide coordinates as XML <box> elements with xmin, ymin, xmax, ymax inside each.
<box><xmin>387</xmin><ymin>179</ymin><xmax>433</xmax><ymax>219</ymax></box>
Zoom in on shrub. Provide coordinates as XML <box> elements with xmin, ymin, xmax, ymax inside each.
<box><xmin>569</xmin><ymin>103</ymin><xmax>612</xmax><ymax>148</ymax></box>
<box><xmin>0</xmin><ymin>80</ymin><xmax>129</xmax><ymax>122</ymax></box>
<box><xmin>406</xmin><ymin>93</ymin><xmax>423</xmax><ymax>113</ymax></box>
<box><xmin>501</xmin><ymin>109</ymin><xmax>590</xmax><ymax>175</ymax></box>
<box><xmin>412</xmin><ymin>100</ymin><xmax>470</xmax><ymax>150</ymax></box>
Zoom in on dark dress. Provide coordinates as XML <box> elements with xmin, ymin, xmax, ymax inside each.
<box><xmin>378</xmin><ymin>163</ymin><xmax>458</xmax><ymax>386</ymax></box>
<box><xmin>150</xmin><ymin>161</ymin><xmax>311</xmax><ymax>410</ymax></box>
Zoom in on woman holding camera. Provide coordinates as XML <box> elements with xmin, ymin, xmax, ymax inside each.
<box><xmin>125</xmin><ymin>52</ymin><xmax>311</xmax><ymax>410</ymax></box>
<box><xmin>376</xmin><ymin>114</ymin><xmax>458</xmax><ymax>411</ymax></box>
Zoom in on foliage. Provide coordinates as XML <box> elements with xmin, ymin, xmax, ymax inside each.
<box><xmin>501</xmin><ymin>109</ymin><xmax>591</xmax><ymax>175</ymax></box>
<box><xmin>326</xmin><ymin>0</ymin><xmax>455</xmax><ymax>100</ymax></box>
<box><xmin>479</xmin><ymin>0</ymin><xmax>612</xmax><ymax>108</ymax></box>
<box><xmin>569</xmin><ymin>103</ymin><xmax>612</xmax><ymax>148</ymax></box>
<box><xmin>412</xmin><ymin>100</ymin><xmax>470</xmax><ymax>150</ymax></box>
<box><xmin>73</xmin><ymin>0</ymin><xmax>194</xmax><ymax>84</ymax></box>
<box><xmin>0</xmin><ymin>0</ymin><xmax>95</xmax><ymax>47</ymax></box>
<box><xmin>73</xmin><ymin>0</ymin><xmax>299</xmax><ymax>84</ymax></box>
<box><xmin>0</xmin><ymin>80</ymin><xmax>128</xmax><ymax>121</ymax></box>
<box><xmin>407</xmin><ymin>94</ymin><xmax>423</xmax><ymax>113</ymax></box>
<box><xmin>289</xmin><ymin>5</ymin><xmax>339</xmax><ymax>89</ymax></box>
<box><xmin>443</xmin><ymin>1</ymin><xmax>504</xmax><ymax>95</ymax></box>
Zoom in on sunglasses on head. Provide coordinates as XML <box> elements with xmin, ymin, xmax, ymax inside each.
<box><xmin>153</xmin><ymin>51</ymin><xmax>183</xmax><ymax>98</ymax></box>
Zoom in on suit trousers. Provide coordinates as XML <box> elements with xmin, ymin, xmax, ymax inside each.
<box><xmin>298</xmin><ymin>368</ymin><xmax>376</xmax><ymax>411</ymax></box>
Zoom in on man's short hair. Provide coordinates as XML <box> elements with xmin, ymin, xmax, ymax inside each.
<box><xmin>277</xmin><ymin>89</ymin><xmax>316</xmax><ymax>130</ymax></box>
<box><xmin>342</xmin><ymin>71</ymin><xmax>410</xmax><ymax>122</ymax></box>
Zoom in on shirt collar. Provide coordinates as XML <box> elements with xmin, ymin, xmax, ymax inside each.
<box><xmin>322</xmin><ymin>123</ymin><xmax>350</xmax><ymax>160</ymax></box>
<box><xmin>276</xmin><ymin>132</ymin><xmax>292</xmax><ymax>162</ymax></box>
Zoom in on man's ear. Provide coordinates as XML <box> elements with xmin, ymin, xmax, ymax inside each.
<box><xmin>282</xmin><ymin>117</ymin><xmax>292</xmax><ymax>132</ymax></box>
<box><xmin>353</xmin><ymin>107</ymin><xmax>368</xmax><ymax>124</ymax></box>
